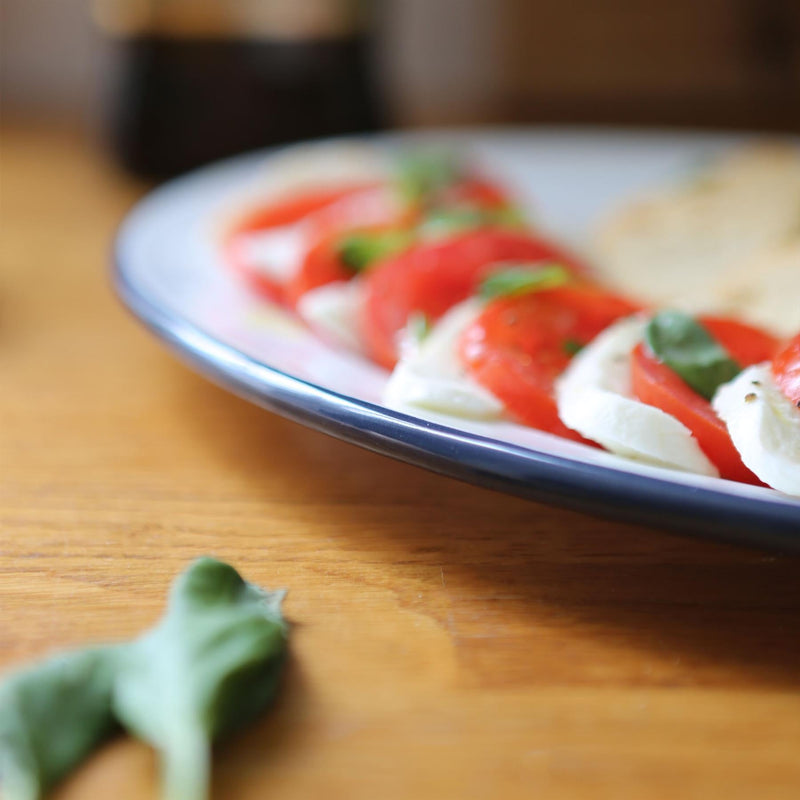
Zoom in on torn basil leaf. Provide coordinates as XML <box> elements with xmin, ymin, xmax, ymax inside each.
<box><xmin>562</xmin><ymin>338</ymin><xmax>584</xmax><ymax>356</ymax></box>
<box><xmin>479</xmin><ymin>263</ymin><xmax>571</xmax><ymax>300</ymax></box>
<box><xmin>418</xmin><ymin>207</ymin><xmax>484</xmax><ymax>238</ymax></box>
<box><xmin>407</xmin><ymin>311</ymin><xmax>432</xmax><ymax>343</ymax></box>
<box><xmin>395</xmin><ymin>151</ymin><xmax>462</xmax><ymax>205</ymax></box>
<box><xmin>418</xmin><ymin>205</ymin><xmax>524</xmax><ymax>239</ymax></box>
<box><xmin>645</xmin><ymin>310</ymin><xmax>742</xmax><ymax>399</ymax></box>
<box><xmin>0</xmin><ymin>647</ymin><xmax>119</xmax><ymax>800</ymax></box>
<box><xmin>338</xmin><ymin>230</ymin><xmax>412</xmax><ymax>272</ymax></box>
<box><xmin>0</xmin><ymin>559</ymin><xmax>288</xmax><ymax>800</ymax></box>
<box><xmin>112</xmin><ymin>558</ymin><xmax>288</xmax><ymax>800</ymax></box>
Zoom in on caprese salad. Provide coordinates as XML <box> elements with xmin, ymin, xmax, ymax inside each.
<box><xmin>221</xmin><ymin>149</ymin><xmax>800</xmax><ymax>497</ymax></box>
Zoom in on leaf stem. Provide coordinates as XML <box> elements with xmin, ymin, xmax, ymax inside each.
<box><xmin>162</xmin><ymin>728</ymin><xmax>209</xmax><ymax>800</ymax></box>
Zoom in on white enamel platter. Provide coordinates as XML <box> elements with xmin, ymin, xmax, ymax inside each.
<box><xmin>113</xmin><ymin>129</ymin><xmax>800</xmax><ymax>551</ymax></box>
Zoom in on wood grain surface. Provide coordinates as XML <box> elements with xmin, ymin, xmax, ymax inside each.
<box><xmin>1</xmin><ymin>123</ymin><xmax>799</xmax><ymax>800</ymax></box>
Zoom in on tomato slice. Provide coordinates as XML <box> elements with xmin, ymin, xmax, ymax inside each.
<box><xmin>457</xmin><ymin>285</ymin><xmax>639</xmax><ymax>439</ymax></box>
<box><xmin>224</xmin><ymin>183</ymin><xmax>380</xmax><ymax>303</ymax></box>
<box><xmin>772</xmin><ymin>333</ymin><xmax>800</xmax><ymax>407</ymax></box>
<box><xmin>225</xmin><ymin>172</ymin><xmax>518</xmax><ymax>309</ymax></box>
<box><xmin>223</xmin><ymin>237</ymin><xmax>287</xmax><ymax>304</ymax></box>
<box><xmin>436</xmin><ymin>176</ymin><xmax>512</xmax><ymax>210</ymax></box>
<box><xmin>304</xmin><ymin>185</ymin><xmax>411</xmax><ymax>241</ymax></box>
<box><xmin>229</xmin><ymin>185</ymin><xmax>376</xmax><ymax>235</ymax></box>
<box><xmin>631</xmin><ymin>318</ymin><xmax>778</xmax><ymax>483</ymax></box>
<box><xmin>284</xmin><ymin>233</ymin><xmax>355</xmax><ymax>307</ymax></box>
<box><xmin>287</xmin><ymin>177</ymin><xmax>520</xmax><ymax>309</ymax></box>
<box><xmin>699</xmin><ymin>317</ymin><xmax>779</xmax><ymax>367</ymax></box>
<box><xmin>361</xmin><ymin>229</ymin><xmax>588</xmax><ymax>369</ymax></box>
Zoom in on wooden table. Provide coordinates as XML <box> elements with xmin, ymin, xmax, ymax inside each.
<box><xmin>2</xmin><ymin>123</ymin><xmax>799</xmax><ymax>800</ymax></box>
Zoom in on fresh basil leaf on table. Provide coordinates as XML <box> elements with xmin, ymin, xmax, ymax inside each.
<box><xmin>0</xmin><ymin>558</ymin><xmax>288</xmax><ymax>800</ymax></box>
<box><xmin>113</xmin><ymin>558</ymin><xmax>288</xmax><ymax>800</ymax></box>
<box><xmin>0</xmin><ymin>647</ymin><xmax>119</xmax><ymax>800</ymax></box>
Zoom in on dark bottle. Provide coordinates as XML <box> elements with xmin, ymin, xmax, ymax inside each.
<box><xmin>94</xmin><ymin>1</ymin><xmax>383</xmax><ymax>178</ymax></box>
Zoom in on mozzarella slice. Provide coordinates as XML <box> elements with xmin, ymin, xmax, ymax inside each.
<box><xmin>296</xmin><ymin>280</ymin><xmax>365</xmax><ymax>353</ymax></box>
<box><xmin>383</xmin><ymin>300</ymin><xmax>505</xmax><ymax>419</ymax></box>
<box><xmin>556</xmin><ymin>316</ymin><xmax>719</xmax><ymax>476</ymax></box>
<box><xmin>712</xmin><ymin>364</ymin><xmax>800</xmax><ymax>495</ymax></box>
<box><xmin>235</xmin><ymin>222</ymin><xmax>309</xmax><ymax>284</ymax></box>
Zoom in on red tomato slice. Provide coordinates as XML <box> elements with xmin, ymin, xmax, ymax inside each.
<box><xmin>437</xmin><ymin>176</ymin><xmax>512</xmax><ymax>210</ymax></box>
<box><xmin>699</xmin><ymin>317</ymin><xmax>779</xmax><ymax>367</ymax></box>
<box><xmin>228</xmin><ymin>183</ymin><xmax>378</xmax><ymax>236</ymax></box>
<box><xmin>223</xmin><ymin>237</ymin><xmax>287</xmax><ymax>304</ymax></box>
<box><xmin>286</xmin><ymin>221</ymin><xmax>418</xmax><ymax>308</ymax></box>
<box><xmin>772</xmin><ymin>333</ymin><xmax>800</xmax><ymax>407</ymax></box>
<box><xmin>630</xmin><ymin>318</ymin><xmax>778</xmax><ymax>483</ymax></box>
<box><xmin>361</xmin><ymin>229</ymin><xmax>588</xmax><ymax>369</ymax></box>
<box><xmin>284</xmin><ymin>234</ymin><xmax>354</xmax><ymax>307</ymax></box>
<box><xmin>304</xmin><ymin>185</ymin><xmax>412</xmax><ymax>240</ymax></box>
<box><xmin>458</xmin><ymin>285</ymin><xmax>639</xmax><ymax>440</ymax></box>
<box><xmin>224</xmin><ymin>183</ymin><xmax>379</xmax><ymax>303</ymax></box>
<box><xmin>287</xmin><ymin>179</ymin><xmax>519</xmax><ymax>309</ymax></box>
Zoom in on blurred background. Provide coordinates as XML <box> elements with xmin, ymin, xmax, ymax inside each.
<box><xmin>2</xmin><ymin>0</ymin><xmax>799</xmax><ymax>177</ymax></box>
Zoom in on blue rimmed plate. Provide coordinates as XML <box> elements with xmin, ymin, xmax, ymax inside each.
<box><xmin>113</xmin><ymin>129</ymin><xmax>800</xmax><ymax>551</ymax></box>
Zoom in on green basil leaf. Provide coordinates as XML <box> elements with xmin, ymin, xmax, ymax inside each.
<box><xmin>479</xmin><ymin>263</ymin><xmax>572</xmax><ymax>300</ymax></box>
<box><xmin>645</xmin><ymin>310</ymin><xmax>742</xmax><ymax>399</ymax></box>
<box><xmin>0</xmin><ymin>647</ymin><xmax>119</xmax><ymax>800</ymax></box>
<box><xmin>418</xmin><ymin>205</ymin><xmax>525</xmax><ymax>240</ymax></box>
<box><xmin>489</xmin><ymin>205</ymin><xmax>526</xmax><ymax>229</ymax></box>
<box><xmin>338</xmin><ymin>230</ymin><xmax>412</xmax><ymax>272</ymax></box>
<box><xmin>417</xmin><ymin>207</ymin><xmax>484</xmax><ymax>238</ymax></box>
<box><xmin>406</xmin><ymin>311</ymin><xmax>432</xmax><ymax>343</ymax></box>
<box><xmin>562</xmin><ymin>338</ymin><xmax>585</xmax><ymax>356</ymax></box>
<box><xmin>395</xmin><ymin>151</ymin><xmax>462</xmax><ymax>204</ymax></box>
<box><xmin>112</xmin><ymin>558</ymin><xmax>288</xmax><ymax>800</ymax></box>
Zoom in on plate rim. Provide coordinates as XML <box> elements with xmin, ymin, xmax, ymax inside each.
<box><xmin>112</xmin><ymin>128</ymin><xmax>800</xmax><ymax>553</ymax></box>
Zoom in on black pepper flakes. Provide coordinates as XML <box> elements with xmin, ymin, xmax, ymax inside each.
<box><xmin>744</xmin><ymin>392</ymin><xmax>757</xmax><ymax>403</ymax></box>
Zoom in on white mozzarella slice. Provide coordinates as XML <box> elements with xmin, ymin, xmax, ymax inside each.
<box><xmin>556</xmin><ymin>316</ymin><xmax>719</xmax><ymax>476</ymax></box>
<box><xmin>712</xmin><ymin>364</ymin><xmax>800</xmax><ymax>495</ymax></box>
<box><xmin>296</xmin><ymin>280</ymin><xmax>365</xmax><ymax>353</ymax></box>
<box><xmin>236</xmin><ymin>223</ymin><xmax>309</xmax><ymax>284</ymax></box>
<box><xmin>383</xmin><ymin>300</ymin><xmax>505</xmax><ymax>420</ymax></box>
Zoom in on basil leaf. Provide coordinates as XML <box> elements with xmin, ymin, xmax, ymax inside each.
<box><xmin>395</xmin><ymin>151</ymin><xmax>462</xmax><ymax>204</ymax></box>
<box><xmin>418</xmin><ymin>205</ymin><xmax>524</xmax><ymax>239</ymax></box>
<box><xmin>407</xmin><ymin>311</ymin><xmax>432</xmax><ymax>343</ymax></box>
<box><xmin>562</xmin><ymin>338</ymin><xmax>585</xmax><ymax>356</ymax></box>
<box><xmin>112</xmin><ymin>558</ymin><xmax>288</xmax><ymax>800</ymax></box>
<box><xmin>338</xmin><ymin>230</ymin><xmax>412</xmax><ymax>272</ymax></box>
<box><xmin>0</xmin><ymin>647</ymin><xmax>119</xmax><ymax>800</ymax></box>
<box><xmin>488</xmin><ymin>205</ymin><xmax>526</xmax><ymax>229</ymax></box>
<box><xmin>0</xmin><ymin>559</ymin><xmax>288</xmax><ymax>800</ymax></box>
<box><xmin>418</xmin><ymin>207</ymin><xmax>484</xmax><ymax>238</ymax></box>
<box><xmin>479</xmin><ymin>263</ymin><xmax>571</xmax><ymax>300</ymax></box>
<box><xmin>645</xmin><ymin>310</ymin><xmax>742</xmax><ymax>399</ymax></box>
